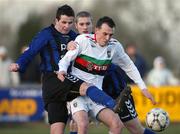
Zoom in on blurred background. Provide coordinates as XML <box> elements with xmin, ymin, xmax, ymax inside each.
<box><xmin>0</xmin><ymin>0</ymin><xmax>180</xmax><ymax>134</ymax></box>
<box><xmin>1</xmin><ymin>0</ymin><xmax>180</xmax><ymax>72</ymax></box>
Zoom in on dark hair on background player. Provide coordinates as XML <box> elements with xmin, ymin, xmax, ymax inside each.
<box><xmin>56</xmin><ymin>4</ymin><xmax>75</xmax><ymax>20</ymax></box>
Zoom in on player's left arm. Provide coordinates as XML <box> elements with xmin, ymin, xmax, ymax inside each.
<box><xmin>112</xmin><ymin>41</ymin><xmax>156</xmax><ymax>104</ymax></box>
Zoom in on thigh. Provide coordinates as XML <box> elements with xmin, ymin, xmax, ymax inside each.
<box><xmin>70</xmin><ymin>96</ymin><xmax>89</xmax><ymax>115</ymax></box>
<box><xmin>50</xmin><ymin>122</ymin><xmax>66</xmax><ymax>134</ymax></box>
<box><xmin>87</xmin><ymin>98</ymin><xmax>106</xmax><ymax>119</ymax></box>
<box><xmin>118</xmin><ymin>95</ymin><xmax>138</xmax><ymax>122</ymax></box>
<box><xmin>73</xmin><ymin>110</ymin><xmax>89</xmax><ymax>125</ymax></box>
<box><xmin>65</xmin><ymin>74</ymin><xmax>84</xmax><ymax>101</ymax></box>
<box><xmin>42</xmin><ymin>73</ymin><xmax>83</xmax><ymax>103</ymax></box>
<box><xmin>47</xmin><ymin>102</ymin><xmax>68</xmax><ymax>125</ymax></box>
<box><xmin>97</xmin><ymin>108</ymin><xmax>120</xmax><ymax>127</ymax></box>
<box><xmin>42</xmin><ymin>72</ymin><xmax>73</xmax><ymax>103</ymax></box>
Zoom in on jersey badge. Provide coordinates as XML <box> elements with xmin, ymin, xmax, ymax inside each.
<box><xmin>87</xmin><ymin>62</ymin><xmax>94</xmax><ymax>71</ymax></box>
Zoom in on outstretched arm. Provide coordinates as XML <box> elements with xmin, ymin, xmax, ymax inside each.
<box><xmin>141</xmin><ymin>89</ymin><xmax>156</xmax><ymax>105</ymax></box>
<box><xmin>67</xmin><ymin>41</ymin><xmax>77</xmax><ymax>50</ymax></box>
<box><xmin>57</xmin><ymin>42</ymin><xmax>80</xmax><ymax>81</ymax></box>
<box><xmin>58</xmin><ymin>43</ymin><xmax>80</xmax><ymax>72</ymax></box>
<box><xmin>9</xmin><ymin>63</ymin><xmax>20</xmax><ymax>72</ymax></box>
<box><xmin>58</xmin><ymin>35</ymin><xmax>85</xmax><ymax>79</ymax></box>
<box><xmin>112</xmin><ymin>40</ymin><xmax>156</xmax><ymax>105</ymax></box>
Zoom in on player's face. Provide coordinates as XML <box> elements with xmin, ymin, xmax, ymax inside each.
<box><xmin>95</xmin><ymin>23</ymin><xmax>114</xmax><ymax>47</ymax></box>
<box><xmin>75</xmin><ymin>17</ymin><xmax>93</xmax><ymax>34</ymax></box>
<box><xmin>55</xmin><ymin>15</ymin><xmax>74</xmax><ymax>34</ymax></box>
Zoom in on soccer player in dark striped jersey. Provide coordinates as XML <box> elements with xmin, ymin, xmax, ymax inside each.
<box><xmin>9</xmin><ymin>6</ymin><xmax>118</xmax><ymax>134</ymax></box>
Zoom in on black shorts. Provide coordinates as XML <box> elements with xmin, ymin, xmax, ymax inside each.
<box><xmin>118</xmin><ymin>94</ymin><xmax>138</xmax><ymax>122</ymax></box>
<box><xmin>47</xmin><ymin>102</ymin><xmax>68</xmax><ymax>124</ymax></box>
<box><xmin>42</xmin><ymin>72</ymin><xmax>83</xmax><ymax>124</ymax></box>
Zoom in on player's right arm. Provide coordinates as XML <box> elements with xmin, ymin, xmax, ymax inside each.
<box><xmin>57</xmin><ymin>45</ymin><xmax>80</xmax><ymax>82</ymax></box>
<box><xmin>9</xmin><ymin>29</ymin><xmax>52</xmax><ymax>73</ymax></box>
<box><xmin>67</xmin><ymin>41</ymin><xmax>77</xmax><ymax>50</ymax></box>
<box><xmin>9</xmin><ymin>63</ymin><xmax>20</xmax><ymax>72</ymax></box>
<box><xmin>57</xmin><ymin>35</ymin><xmax>84</xmax><ymax>81</ymax></box>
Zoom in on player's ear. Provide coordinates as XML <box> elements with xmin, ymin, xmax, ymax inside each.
<box><xmin>75</xmin><ymin>23</ymin><xmax>78</xmax><ymax>29</ymax></box>
<box><xmin>55</xmin><ymin>18</ymin><xmax>59</xmax><ymax>24</ymax></box>
<box><xmin>95</xmin><ymin>28</ymin><xmax>98</xmax><ymax>33</ymax></box>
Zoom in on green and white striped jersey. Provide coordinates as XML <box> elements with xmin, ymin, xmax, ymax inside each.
<box><xmin>58</xmin><ymin>34</ymin><xmax>146</xmax><ymax>90</ymax></box>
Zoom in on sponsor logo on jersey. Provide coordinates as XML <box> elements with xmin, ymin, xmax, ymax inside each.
<box><xmin>74</xmin><ymin>54</ymin><xmax>111</xmax><ymax>75</ymax></box>
<box><xmin>87</xmin><ymin>62</ymin><xmax>94</xmax><ymax>71</ymax></box>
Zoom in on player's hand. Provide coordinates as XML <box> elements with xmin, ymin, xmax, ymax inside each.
<box><xmin>9</xmin><ymin>63</ymin><xmax>19</xmax><ymax>72</ymax></box>
<box><xmin>67</xmin><ymin>41</ymin><xmax>77</xmax><ymax>50</ymax></box>
<box><xmin>57</xmin><ymin>71</ymin><xmax>66</xmax><ymax>82</ymax></box>
<box><xmin>141</xmin><ymin>89</ymin><xmax>157</xmax><ymax>105</ymax></box>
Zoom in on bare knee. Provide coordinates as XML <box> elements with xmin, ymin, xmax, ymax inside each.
<box><xmin>77</xmin><ymin>121</ymin><xmax>88</xmax><ymax>130</ymax></box>
<box><xmin>50</xmin><ymin>122</ymin><xmax>65</xmax><ymax>134</ymax></box>
<box><xmin>109</xmin><ymin>114</ymin><xmax>123</xmax><ymax>134</ymax></box>
<box><xmin>113</xmin><ymin>117</ymin><xmax>123</xmax><ymax>130</ymax></box>
<box><xmin>69</xmin><ymin>120</ymin><xmax>78</xmax><ymax>132</ymax></box>
<box><xmin>75</xmin><ymin>118</ymin><xmax>89</xmax><ymax>134</ymax></box>
<box><xmin>73</xmin><ymin>111</ymin><xmax>89</xmax><ymax>134</ymax></box>
<box><xmin>79</xmin><ymin>82</ymin><xmax>91</xmax><ymax>96</ymax></box>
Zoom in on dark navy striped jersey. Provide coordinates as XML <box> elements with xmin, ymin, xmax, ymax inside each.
<box><xmin>16</xmin><ymin>24</ymin><xmax>77</xmax><ymax>73</ymax></box>
<box><xmin>103</xmin><ymin>64</ymin><xmax>127</xmax><ymax>99</ymax></box>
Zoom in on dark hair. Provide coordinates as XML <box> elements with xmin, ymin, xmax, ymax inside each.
<box><xmin>96</xmin><ymin>16</ymin><xmax>115</xmax><ymax>28</ymax></box>
<box><xmin>75</xmin><ymin>11</ymin><xmax>92</xmax><ymax>23</ymax></box>
<box><xmin>56</xmin><ymin>4</ymin><xmax>75</xmax><ymax>20</ymax></box>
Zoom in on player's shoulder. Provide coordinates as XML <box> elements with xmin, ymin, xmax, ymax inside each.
<box><xmin>76</xmin><ymin>34</ymin><xmax>95</xmax><ymax>41</ymax></box>
<box><xmin>68</xmin><ymin>30</ymin><xmax>78</xmax><ymax>40</ymax></box>
<box><xmin>77</xmin><ymin>34</ymin><xmax>93</xmax><ymax>38</ymax></box>
<box><xmin>109</xmin><ymin>38</ymin><xmax>119</xmax><ymax>43</ymax></box>
<box><xmin>39</xmin><ymin>25</ymin><xmax>53</xmax><ymax>38</ymax></box>
<box><xmin>109</xmin><ymin>38</ymin><xmax>122</xmax><ymax>46</ymax></box>
<box><xmin>30</xmin><ymin>26</ymin><xmax>52</xmax><ymax>41</ymax></box>
<box><xmin>41</xmin><ymin>25</ymin><xmax>51</xmax><ymax>34</ymax></box>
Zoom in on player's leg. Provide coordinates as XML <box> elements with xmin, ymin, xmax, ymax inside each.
<box><xmin>66</xmin><ymin>74</ymin><xmax>116</xmax><ymax>109</ymax></box>
<box><xmin>73</xmin><ymin>111</ymin><xmax>89</xmax><ymax>134</ymax></box>
<box><xmin>50</xmin><ymin>123</ymin><xmax>65</xmax><ymax>134</ymax></box>
<box><xmin>123</xmin><ymin>118</ymin><xmax>155</xmax><ymax>134</ymax></box>
<box><xmin>67</xmin><ymin>102</ymin><xmax>78</xmax><ymax>134</ymax></box>
<box><xmin>47</xmin><ymin>102</ymin><xmax>68</xmax><ymax>134</ymax></box>
<box><xmin>88</xmin><ymin>97</ymin><xmax>124</xmax><ymax>134</ymax></box>
<box><xmin>80</xmin><ymin>82</ymin><xmax>116</xmax><ymax>109</ymax></box>
<box><xmin>118</xmin><ymin>95</ymin><xmax>155</xmax><ymax>134</ymax></box>
<box><xmin>124</xmin><ymin>118</ymin><xmax>144</xmax><ymax>134</ymax></box>
<box><xmin>124</xmin><ymin>118</ymin><xmax>156</xmax><ymax>134</ymax></box>
<box><xmin>97</xmin><ymin>108</ymin><xmax>123</xmax><ymax>134</ymax></box>
<box><xmin>42</xmin><ymin>73</ymin><xmax>71</xmax><ymax>134</ymax></box>
<box><xmin>70</xmin><ymin>96</ymin><xmax>90</xmax><ymax>134</ymax></box>
<box><xmin>69</xmin><ymin>119</ymin><xmax>78</xmax><ymax>134</ymax></box>
<box><xmin>113</xmin><ymin>86</ymin><xmax>132</xmax><ymax>113</ymax></box>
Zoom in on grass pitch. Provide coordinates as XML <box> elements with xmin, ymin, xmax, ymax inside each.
<box><xmin>0</xmin><ymin>122</ymin><xmax>180</xmax><ymax>134</ymax></box>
